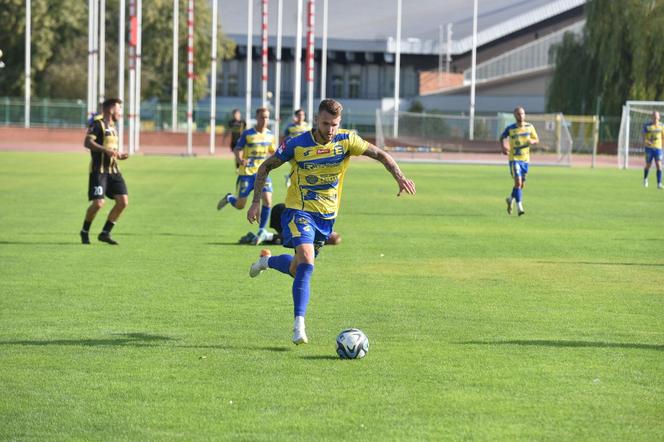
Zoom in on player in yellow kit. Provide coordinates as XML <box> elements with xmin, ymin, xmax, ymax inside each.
<box><xmin>500</xmin><ymin>106</ymin><xmax>539</xmax><ymax>216</ymax></box>
<box><xmin>217</xmin><ymin>107</ymin><xmax>277</xmax><ymax>244</ymax></box>
<box><xmin>245</xmin><ymin>99</ymin><xmax>416</xmax><ymax>345</ymax></box>
<box><xmin>283</xmin><ymin>109</ymin><xmax>311</xmax><ymax>143</ymax></box>
<box><xmin>642</xmin><ymin>111</ymin><xmax>663</xmax><ymax>189</ymax></box>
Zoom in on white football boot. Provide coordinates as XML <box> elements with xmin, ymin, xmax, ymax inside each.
<box><xmin>292</xmin><ymin>316</ymin><xmax>308</xmax><ymax>345</ymax></box>
<box><xmin>249</xmin><ymin>249</ymin><xmax>271</xmax><ymax>277</ymax></box>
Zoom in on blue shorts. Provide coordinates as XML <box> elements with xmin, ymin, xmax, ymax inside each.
<box><xmin>645</xmin><ymin>147</ymin><xmax>663</xmax><ymax>163</ymax></box>
<box><xmin>509</xmin><ymin>160</ymin><xmax>529</xmax><ymax>178</ymax></box>
<box><xmin>281</xmin><ymin>209</ymin><xmax>335</xmax><ymax>250</ymax></box>
<box><xmin>236</xmin><ymin>175</ymin><xmax>273</xmax><ymax>199</ymax></box>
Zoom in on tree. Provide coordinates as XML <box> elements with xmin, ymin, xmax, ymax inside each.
<box><xmin>0</xmin><ymin>0</ymin><xmax>235</xmax><ymax>101</ymax></box>
<box><xmin>547</xmin><ymin>0</ymin><xmax>664</xmax><ymax>116</ymax></box>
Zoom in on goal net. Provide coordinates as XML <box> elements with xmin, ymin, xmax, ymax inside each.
<box><xmin>375</xmin><ymin>110</ymin><xmax>573</xmax><ymax>165</ymax></box>
<box><xmin>617</xmin><ymin>101</ymin><xmax>664</xmax><ymax>169</ymax></box>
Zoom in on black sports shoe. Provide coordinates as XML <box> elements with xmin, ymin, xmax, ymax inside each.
<box><xmin>80</xmin><ymin>230</ymin><xmax>90</xmax><ymax>244</ymax></box>
<box><xmin>98</xmin><ymin>232</ymin><xmax>119</xmax><ymax>245</ymax></box>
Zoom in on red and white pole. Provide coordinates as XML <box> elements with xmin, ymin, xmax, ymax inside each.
<box><xmin>186</xmin><ymin>0</ymin><xmax>194</xmax><ymax>155</ymax></box>
<box><xmin>135</xmin><ymin>0</ymin><xmax>142</xmax><ymax>152</ymax></box>
<box><xmin>118</xmin><ymin>0</ymin><xmax>125</xmax><ymax>152</ymax></box>
<box><xmin>128</xmin><ymin>0</ymin><xmax>136</xmax><ymax>154</ymax></box>
<box><xmin>305</xmin><ymin>0</ymin><xmax>315</xmax><ymax>120</ymax></box>
<box><xmin>261</xmin><ymin>0</ymin><xmax>269</xmax><ymax>108</ymax></box>
<box><xmin>210</xmin><ymin>0</ymin><xmax>218</xmax><ymax>154</ymax></box>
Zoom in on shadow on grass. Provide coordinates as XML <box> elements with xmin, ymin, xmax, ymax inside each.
<box><xmin>300</xmin><ymin>355</ymin><xmax>340</xmax><ymax>360</ymax></box>
<box><xmin>537</xmin><ymin>260</ymin><xmax>664</xmax><ymax>268</ymax></box>
<box><xmin>176</xmin><ymin>344</ymin><xmax>290</xmax><ymax>352</ymax></box>
<box><xmin>0</xmin><ymin>240</ymin><xmax>80</xmax><ymax>246</ymax></box>
<box><xmin>459</xmin><ymin>339</ymin><xmax>664</xmax><ymax>351</ymax></box>
<box><xmin>351</xmin><ymin>212</ymin><xmax>484</xmax><ymax>218</ymax></box>
<box><xmin>0</xmin><ymin>332</ymin><xmax>173</xmax><ymax>347</ymax></box>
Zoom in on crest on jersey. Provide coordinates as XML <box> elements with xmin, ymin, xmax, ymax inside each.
<box><xmin>305</xmin><ymin>175</ymin><xmax>318</xmax><ymax>184</ymax></box>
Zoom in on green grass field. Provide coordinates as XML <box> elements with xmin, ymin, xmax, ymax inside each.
<box><xmin>1</xmin><ymin>151</ymin><xmax>663</xmax><ymax>440</ymax></box>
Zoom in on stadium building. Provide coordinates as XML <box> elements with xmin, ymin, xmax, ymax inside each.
<box><xmin>211</xmin><ymin>0</ymin><xmax>586</xmax><ymax>121</ymax></box>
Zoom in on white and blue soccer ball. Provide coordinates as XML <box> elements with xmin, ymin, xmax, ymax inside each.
<box><xmin>336</xmin><ymin>328</ymin><xmax>369</xmax><ymax>359</ymax></box>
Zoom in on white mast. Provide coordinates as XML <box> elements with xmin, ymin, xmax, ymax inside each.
<box><xmin>245</xmin><ymin>0</ymin><xmax>253</xmax><ymax>123</ymax></box>
<box><xmin>274</xmin><ymin>0</ymin><xmax>283</xmax><ymax>138</ymax></box>
<box><xmin>293</xmin><ymin>0</ymin><xmax>303</xmax><ymax>112</ymax></box>
<box><xmin>469</xmin><ymin>0</ymin><xmax>478</xmax><ymax>140</ymax></box>
<box><xmin>118</xmin><ymin>0</ymin><xmax>125</xmax><ymax>152</ymax></box>
<box><xmin>186</xmin><ymin>0</ymin><xmax>195</xmax><ymax>155</ymax></box>
<box><xmin>319</xmin><ymin>0</ymin><xmax>328</xmax><ymax>101</ymax></box>
<box><xmin>210</xmin><ymin>0</ymin><xmax>219</xmax><ymax>154</ymax></box>
<box><xmin>25</xmin><ymin>0</ymin><xmax>31</xmax><ymax>128</ymax></box>
<box><xmin>393</xmin><ymin>0</ymin><xmax>401</xmax><ymax>138</ymax></box>
<box><xmin>172</xmin><ymin>0</ymin><xmax>179</xmax><ymax>131</ymax></box>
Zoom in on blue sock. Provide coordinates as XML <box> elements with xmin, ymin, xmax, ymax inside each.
<box><xmin>515</xmin><ymin>188</ymin><xmax>523</xmax><ymax>203</ymax></box>
<box><xmin>228</xmin><ymin>195</ymin><xmax>238</xmax><ymax>208</ymax></box>
<box><xmin>268</xmin><ymin>254</ymin><xmax>293</xmax><ymax>275</ymax></box>
<box><xmin>259</xmin><ymin>205</ymin><xmax>271</xmax><ymax>230</ymax></box>
<box><xmin>644</xmin><ymin>168</ymin><xmax>650</xmax><ymax>179</ymax></box>
<box><xmin>657</xmin><ymin>170</ymin><xmax>662</xmax><ymax>184</ymax></box>
<box><xmin>511</xmin><ymin>188</ymin><xmax>517</xmax><ymax>199</ymax></box>
<box><xmin>292</xmin><ymin>263</ymin><xmax>314</xmax><ymax>317</ymax></box>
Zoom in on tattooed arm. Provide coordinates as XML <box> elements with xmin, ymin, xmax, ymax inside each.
<box><xmin>247</xmin><ymin>155</ymin><xmax>285</xmax><ymax>223</ymax></box>
<box><xmin>362</xmin><ymin>143</ymin><xmax>416</xmax><ymax>196</ymax></box>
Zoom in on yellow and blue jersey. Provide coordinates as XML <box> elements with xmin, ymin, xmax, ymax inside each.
<box><xmin>500</xmin><ymin>122</ymin><xmax>539</xmax><ymax>162</ymax></box>
<box><xmin>275</xmin><ymin>130</ymin><xmax>368</xmax><ymax>219</ymax></box>
<box><xmin>283</xmin><ymin>122</ymin><xmax>311</xmax><ymax>142</ymax></box>
<box><xmin>642</xmin><ymin>122</ymin><xmax>663</xmax><ymax>149</ymax></box>
<box><xmin>235</xmin><ymin>127</ymin><xmax>276</xmax><ymax>176</ymax></box>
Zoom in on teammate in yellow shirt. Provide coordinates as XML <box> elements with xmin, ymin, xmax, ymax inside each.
<box><xmin>217</xmin><ymin>108</ymin><xmax>277</xmax><ymax>243</ymax></box>
<box><xmin>642</xmin><ymin>111</ymin><xmax>663</xmax><ymax>189</ymax></box>
<box><xmin>500</xmin><ymin>106</ymin><xmax>539</xmax><ymax>216</ymax></box>
<box><xmin>246</xmin><ymin>99</ymin><xmax>416</xmax><ymax>345</ymax></box>
<box><xmin>283</xmin><ymin>109</ymin><xmax>311</xmax><ymax>143</ymax></box>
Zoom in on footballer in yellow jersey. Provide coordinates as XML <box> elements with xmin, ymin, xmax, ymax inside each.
<box><xmin>642</xmin><ymin>111</ymin><xmax>663</xmax><ymax>189</ymax></box>
<box><xmin>500</xmin><ymin>106</ymin><xmax>539</xmax><ymax>216</ymax></box>
<box><xmin>80</xmin><ymin>98</ymin><xmax>129</xmax><ymax>245</ymax></box>
<box><xmin>283</xmin><ymin>109</ymin><xmax>311</xmax><ymax>143</ymax></box>
<box><xmin>245</xmin><ymin>99</ymin><xmax>416</xmax><ymax>345</ymax></box>
<box><xmin>217</xmin><ymin>108</ymin><xmax>277</xmax><ymax>243</ymax></box>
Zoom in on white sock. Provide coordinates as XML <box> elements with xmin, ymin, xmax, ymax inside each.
<box><xmin>294</xmin><ymin>316</ymin><xmax>305</xmax><ymax>330</ymax></box>
<box><xmin>517</xmin><ymin>202</ymin><xmax>524</xmax><ymax>210</ymax></box>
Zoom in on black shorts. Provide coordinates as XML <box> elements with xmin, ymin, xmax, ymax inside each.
<box><xmin>88</xmin><ymin>173</ymin><xmax>128</xmax><ymax>200</ymax></box>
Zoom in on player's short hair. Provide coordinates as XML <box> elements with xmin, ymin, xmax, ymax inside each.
<box><xmin>255</xmin><ymin>107</ymin><xmax>269</xmax><ymax>116</ymax></box>
<box><xmin>514</xmin><ymin>106</ymin><xmax>525</xmax><ymax>114</ymax></box>
<box><xmin>294</xmin><ymin>109</ymin><xmax>305</xmax><ymax>116</ymax></box>
<box><xmin>102</xmin><ymin>98</ymin><xmax>122</xmax><ymax>112</ymax></box>
<box><xmin>318</xmin><ymin>99</ymin><xmax>343</xmax><ymax>117</ymax></box>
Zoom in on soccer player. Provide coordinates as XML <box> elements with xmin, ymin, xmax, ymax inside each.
<box><xmin>500</xmin><ymin>106</ymin><xmax>539</xmax><ymax>216</ymax></box>
<box><xmin>238</xmin><ymin>202</ymin><xmax>342</xmax><ymax>246</ymax></box>
<box><xmin>80</xmin><ymin>98</ymin><xmax>129</xmax><ymax>245</ymax></box>
<box><xmin>246</xmin><ymin>98</ymin><xmax>416</xmax><ymax>345</ymax></box>
<box><xmin>642</xmin><ymin>111</ymin><xmax>663</xmax><ymax>189</ymax></box>
<box><xmin>283</xmin><ymin>109</ymin><xmax>310</xmax><ymax>143</ymax></box>
<box><xmin>217</xmin><ymin>107</ymin><xmax>276</xmax><ymax>245</ymax></box>
<box><xmin>227</xmin><ymin>109</ymin><xmax>246</xmax><ymax>170</ymax></box>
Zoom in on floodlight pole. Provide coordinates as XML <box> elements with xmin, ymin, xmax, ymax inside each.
<box><xmin>438</xmin><ymin>24</ymin><xmax>442</xmax><ymax>87</ymax></box>
<box><xmin>25</xmin><ymin>0</ymin><xmax>31</xmax><ymax>128</ymax></box>
<box><xmin>393</xmin><ymin>0</ymin><xmax>401</xmax><ymax>139</ymax></box>
<box><xmin>245</xmin><ymin>0</ymin><xmax>253</xmax><ymax>123</ymax></box>
<box><xmin>99</xmin><ymin>0</ymin><xmax>106</xmax><ymax>103</ymax></box>
<box><xmin>446</xmin><ymin>23</ymin><xmax>452</xmax><ymax>73</ymax></box>
<box><xmin>319</xmin><ymin>0</ymin><xmax>328</xmax><ymax>102</ymax></box>
<box><xmin>261</xmin><ymin>0</ymin><xmax>268</xmax><ymax>108</ymax></box>
<box><xmin>186</xmin><ymin>0</ymin><xmax>194</xmax><ymax>155</ymax></box>
<box><xmin>210</xmin><ymin>0</ymin><xmax>219</xmax><ymax>154</ymax></box>
<box><xmin>293</xmin><ymin>0</ymin><xmax>303</xmax><ymax>112</ymax></box>
<box><xmin>118</xmin><ymin>0</ymin><xmax>125</xmax><ymax>152</ymax></box>
<box><xmin>128</xmin><ymin>0</ymin><xmax>136</xmax><ymax>154</ymax></box>
<box><xmin>274</xmin><ymin>0</ymin><xmax>283</xmax><ymax>138</ymax></box>
<box><xmin>92</xmin><ymin>0</ymin><xmax>99</xmax><ymax>109</ymax></box>
<box><xmin>469</xmin><ymin>0</ymin><xmax>478</xmax><ymax>141</ymax></box>
<box><xmin>305</xmin><ymin>0</ymin><xmax>315</xmax><ymax>121</ymax></box>
<box><xmin>88</xmin><ymin>0</ymin><xmax>93</xmax><ymax>121</ymax></box>
<box><xmin>135</xmin><ymin>0</ymin><xmax>142</xmax><ymax>152</ymax></box>
<box><xmin>172</xmin><ymin>0</ymin><xmax>179</xmax><ymax>131</ymax></box>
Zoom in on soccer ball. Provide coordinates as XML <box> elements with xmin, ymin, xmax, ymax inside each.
<box><xmin>336</xmin><ymin>328</ymin><xmax>369</xmax><ymax>359</ymax></box>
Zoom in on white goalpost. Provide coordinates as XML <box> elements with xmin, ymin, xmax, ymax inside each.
<box><xmin>617</xmin><ymin>100</ymin><xmax>664</xmax><ymax>169</ymax></box>
<box><xmin>375</xmin><ymin>110</ymin><xmax>573</xmax><ymax>165</ymax></box>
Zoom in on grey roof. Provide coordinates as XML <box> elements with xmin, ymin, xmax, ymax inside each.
<box><xmin>217</xmin><ymin>0</ymin><xmax>586</xmax><ymax>54</ymax></box>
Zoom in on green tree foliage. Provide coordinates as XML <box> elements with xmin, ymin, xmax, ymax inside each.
<box><xmin>548</xmin><ymin>0</ymin><xmax>664</xmax><ymax>116</ymax></box>
<box><xmin>0</xmin><ymin>0</ymin><xmax>235</xmax><ymax>101</ymax></box>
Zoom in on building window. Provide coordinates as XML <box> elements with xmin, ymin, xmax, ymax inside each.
<box><xmin>349</xmin><ymin>75</ymin><xmax>361</xmax><ymax>98</ymax></box>
<box><xmin>227</xmin><ymin>75</ymin><xmax>239</xmax><ymax>96</ymax></box>
<box><xmin>331</xmin><ymin>75</ymin><xmax>343</xmax><ymax>98</ymax></box>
